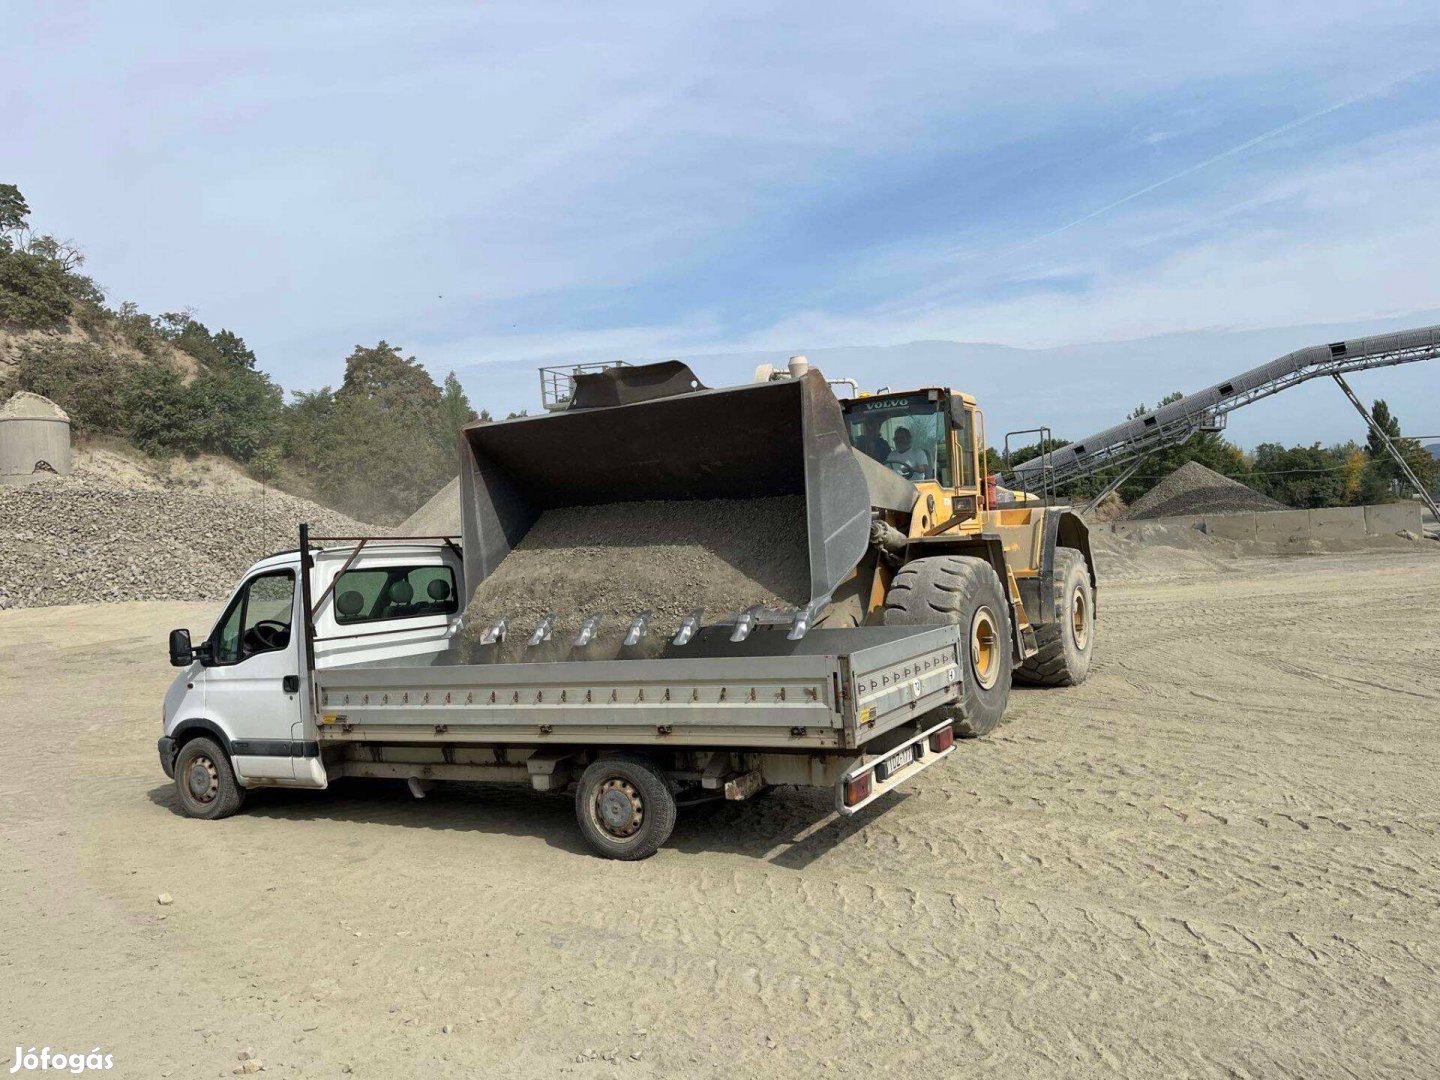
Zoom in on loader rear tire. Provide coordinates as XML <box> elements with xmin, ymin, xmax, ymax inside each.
<box><xmin>882</xmin><ymin>556</ymin><xmax>1011</xmax><ymax>738</ymax></box>
<box><xmin>576</xmin><ymin>754</ymin><xmax>677</xmax><ymax>861</ymax></box>
<box><xmin>1015</xmin><ymin>547</ymin><xmax>1094</xmax><ymax>687</ymax></box>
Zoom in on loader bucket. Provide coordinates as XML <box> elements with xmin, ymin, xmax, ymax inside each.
<box><xmin>457</xmin><ymin>365</ymin><xmax>871</xmax><ymax>623</ymax></box>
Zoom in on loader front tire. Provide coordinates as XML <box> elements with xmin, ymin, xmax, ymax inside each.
<box><xmin>576</xmin><ymin>754</ymin><xmax>677</xmax><ymax>861</ymax></box>
<box><xmin>1015</xmin><ymin>547</ymin><xmax>1094</xmax><ymax>687</ymax></box>
<box><xmin>882</xmin><ymin>556</ymin><xmax>1011</xmax><ymax>737</ymax></box>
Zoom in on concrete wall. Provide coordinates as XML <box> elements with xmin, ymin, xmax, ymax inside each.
<box><xmin>0</xmin><ymin>416</ymin><xmax>72</xmax><ymax>487</ymax></box>
<box><xmin>1109</xmin><ymin>502</ymin><xmax>1422</xmax><ymax>545</ymax></box>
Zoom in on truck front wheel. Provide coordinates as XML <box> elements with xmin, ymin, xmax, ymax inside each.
<box><xmin>882</xmin><ymin>555</ymin><xmax>1012</xmax><ymax>737</ymax></box>
<box><xmin>173</xmin><ymin>736</ymin><xmax>247</xmax><ymax>820</ymax></box>
<box><xmin>575</xmin><ymin>755</ymin><xmax>677</xmax><ymax>860</ymax></box>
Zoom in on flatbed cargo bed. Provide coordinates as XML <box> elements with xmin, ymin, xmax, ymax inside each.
<box><xmin>315</xmin><ymin>623</ymin><xmax>965</xmax><ymax>751</ymax></box>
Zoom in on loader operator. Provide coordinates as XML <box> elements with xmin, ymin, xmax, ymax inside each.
<box><xmin>887</xmin><ymin>426</ymin><xmax>932</xmax><ymax>479</ymax></box>
<box><xmin>855</xmin><ymin>418</ymin><xmax>891</xmax><ymax>464</ymax></box>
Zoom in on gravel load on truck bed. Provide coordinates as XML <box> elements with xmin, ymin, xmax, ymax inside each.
<box><xmin>1128</xmin><ymin>461</ymin><xmax>1287</xmax><ymax>520</ymax></box>
<box><xmin>460</xmin><ymin>495</ymin><xmax>810</xmax><ymax>656</ymax></box>
<box><xmin>0</xmin><ymin>479</ymin><xmax>376</xmax><ymax>608</ymax></box>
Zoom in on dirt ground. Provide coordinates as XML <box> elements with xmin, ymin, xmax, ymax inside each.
<box><xmin>2</xmin><ymin>546</ymin><xmax>1439</xmax><ymax>1079</ymax></box>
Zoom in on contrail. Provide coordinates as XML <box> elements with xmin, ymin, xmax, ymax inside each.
<box><xmin>947</xmin><ymin>65</ymin><xmax>1437</xmax><ymax>266</ymax></box>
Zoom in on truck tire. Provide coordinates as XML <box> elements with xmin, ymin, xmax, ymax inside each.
<box><xmin>1015</xmin><ymin>547</ymin><xmax>1094</xmax><ymax>687</ymax></box>
<box><xmin>575</xmin><ymin>754</ymin><xmax>677</xmax><ymax>861</ymax></box>
<box><xmin>173</xmin><ymin>736</ymin><xmax>247</xmax><ymax>819</ymax></box>
<box><xmin>882</xmin><ymin>556</ymin><xmax>1012</xmax><ymax>737</ymax></box>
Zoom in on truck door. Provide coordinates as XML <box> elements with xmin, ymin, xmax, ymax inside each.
<box><xmin>203</xmin><ymin>567</ymin><xmax>303</xmax><ymax>780</ymax></box>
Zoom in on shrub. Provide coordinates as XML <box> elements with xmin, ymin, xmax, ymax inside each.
<box><xmin>13</xmin><ymin>340</ymin><xmax>127</xmax><ymax>433</ymax></box>
<box><xmin>0</xmin><ymin>248</ymin><xmax>75</xmax><ymax>328</ymax></box>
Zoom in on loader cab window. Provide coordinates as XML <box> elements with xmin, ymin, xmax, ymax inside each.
<box><xmin>844</xmin><ymin>394</ymin><xmax>952</xmax><ymax>485</ymax></box>
<box><xmin>332</xmin><ymin>564</ymin><xmax>459</xmax><ymax>625</ymax></box>
<box><xmin>210</xmin><ymin>570</ymin><xmax>295</xmax><ymax>664</ymax></box>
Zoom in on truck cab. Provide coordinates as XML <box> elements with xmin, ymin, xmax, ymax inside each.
<box><xmin>158</xmin><ymin>539</ymin><xmax>463</xmax><ymax>805</ymax></box>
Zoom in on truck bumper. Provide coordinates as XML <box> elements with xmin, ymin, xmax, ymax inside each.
<box><xmin>157</xmin><ymin>736</ymin><xmax>177</xmax><ymax>779</ymax></box>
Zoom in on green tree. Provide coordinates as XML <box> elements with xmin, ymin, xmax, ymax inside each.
<box><xmin>1249</xmin><ymin>443</ymin><xmax>1347</xmax><ymax>508</ymax></box>
<box><xmin>1364</xmin><ymin>399</ymin><xmax>1400</xmax><ymax>462</ymax></box>
<box><xmin>0</xmin><ymin>183</ymin><xmax>29</xmax><ymax>239</ymax></box>
<box><xmin>117</xmin><ymin>360</ymin><xmax>203</xmax><ymax>456</ymax></box>
<box><xmin>306</xmin><ymin>343</ymin><xmax>453</xmax><ymax>522</ymax></box>
<box><xmin>14</xmin><ymin>340</ymin><xmax>128</xmax><ymax>433</ymax></box>
<box><xmin>157</xmin><ymin>312</ymin><xmax>257</xmax><ymax>370</ymax></box>
<box><xmin>439</xmin><ymin>372</ymin><xmax>477</xmax><ymax>434</ymax></box>
<box><xmin>1360</xmin><ymin>398</ymin><xmax>1436</xmax><ymax>495</ymax></box>
<box><xmin>0</xmin><ymin>249</ymin><xmax>77</xmax><ymax>327</ymax></box>
<box><xmin>187</xmin><ymin>367</ymin><xmax>284</xmax><ymax>461</ymax></box>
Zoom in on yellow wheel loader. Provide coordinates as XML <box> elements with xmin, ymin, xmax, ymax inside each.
<box><xmin>459</xmin><ymin>358</ymin><xmax>1097</xmax><ymax>738</ymax></box>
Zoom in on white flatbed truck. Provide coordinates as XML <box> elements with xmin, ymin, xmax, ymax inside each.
<box><xmin>159</xmin><ymin>527</ymin><xmax>968</xmax><ymax>859</ymax></box>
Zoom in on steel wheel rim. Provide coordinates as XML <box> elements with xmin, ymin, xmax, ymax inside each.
<box><xmin>1071</xmin><ymin>588</ymin><xmax>1090</xmax><ymax>650</ymax></box>
<box><xmin>970</xmin><ymin>605</ymin><xmax>1000</xmax><ymax>690</ymax></box>
<box><xmin>593</xmin><ymin>778</ymin><xmax>644</xmax><ymax>840</ymax></box>
<box><xmin>186</xmin><ymin>755</ymin><xmax>219</xmax><ymax>803</ymax></box>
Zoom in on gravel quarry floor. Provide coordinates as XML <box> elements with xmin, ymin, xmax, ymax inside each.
<box><xmin>3</xmin><ymin>542</ymin><xmax>1439</xmax><ymax>1077</ymax></box>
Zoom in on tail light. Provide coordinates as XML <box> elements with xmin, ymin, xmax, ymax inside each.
<box><xmin>844</xmin><ymin>772</ymin><xmax>873</xmax><ymax>807</ymax></box>
<box><xmin>929</xmin><ymin>726</ymin><xmax>955</xmax><ymax>753</ymax></box>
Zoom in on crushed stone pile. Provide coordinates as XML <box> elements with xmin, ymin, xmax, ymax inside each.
<box><xmin>1128</xmin><ymin>461</ymin><xmax>1286</xmax><ymax>520</ymax></box>
<box><xmin>400</xmin><ymin>476</ymin><xmax>461</xmax><ymax>537</ymax></box>
<box><xmin>0</xmin><ymin>476</ymin><xmax>377</xmax><ymax>608</ymax></box>
<box><xmin>460</xmin><ymin>496</ymin><xmax>809</xmax><ymax>656</ymax></box>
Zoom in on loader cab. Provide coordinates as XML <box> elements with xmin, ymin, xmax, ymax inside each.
<box><xmin>842</xmin><ymin>389</ymin><xmax>986</xmax><ymax>532</ymax></box>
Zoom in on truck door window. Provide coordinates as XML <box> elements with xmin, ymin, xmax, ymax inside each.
<box><xmin>333</xmin><ymin>564</ymin><xmax>459</xmax><ymax>625</ymax></box>
<box><xmin>210</xmin><ymin>570</ymin><xmax>296</xmax><ymax>664</ymax></box>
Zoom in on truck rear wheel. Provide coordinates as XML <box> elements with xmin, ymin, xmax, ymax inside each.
<box><xmin>173</xmin><ymin>736</ymin><xmax>247</xmax><ymax>819</ymax></box>
<box><xmin>882</xmin><ymin>555</ymin><xmax>1012</xmax><ymax>737</ymax></box>
<box><xmin>1015</xmin><ymin>547</ymin><xmax>1094</xmax><ymax>687</ymax></box>
<box><xmin>575</xmin><ymin>754</ymin><xmax>677</xmax><ymax>860</ymax></box>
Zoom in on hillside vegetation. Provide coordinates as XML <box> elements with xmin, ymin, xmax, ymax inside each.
<box><xmin>0</xmin><ymin>184</ymin><xmax>483</xmax><ymax>524</ymax></box>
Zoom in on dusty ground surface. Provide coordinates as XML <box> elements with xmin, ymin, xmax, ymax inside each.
<box><xmin>3</xmin><ymin>545</ymin><xmax>1439</xmax><ymax>1078</ymax></box>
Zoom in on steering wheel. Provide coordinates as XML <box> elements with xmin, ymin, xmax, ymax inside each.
<box><xmin>888</xmin><ymin>460</ymin><xmax>915</xmax><ymax>479</ymax></box>
<box><xmin>246</xmin><ymin>620</ymin><xmax>290</xmax><ymax>652</ymax></box>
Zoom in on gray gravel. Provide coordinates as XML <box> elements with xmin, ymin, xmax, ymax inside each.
<box><xmin>0</xmin><ymin>477</ymin><xmax>376</xmax><ymax>608</ymax></box>
<box><xmin>1128</xmin><ymin>461</ymin><xmax>1286</xmax><ymax>520</ymax></box>
<box><xmin>460</xmin><ymin>496</ymin><xmax>809</xmax><ymax>657</ymax></box>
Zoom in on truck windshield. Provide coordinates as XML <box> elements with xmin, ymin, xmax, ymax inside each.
<box><xmin>844</xmin><ymin>394</ymin><xmax>950</xmax><ymax>484</ymax></box>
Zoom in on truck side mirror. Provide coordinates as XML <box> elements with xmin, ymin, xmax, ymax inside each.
<box><xmin>168</xmin><ymin>628</ymin><xmax>194</xmax><ymax>667</ymax></box>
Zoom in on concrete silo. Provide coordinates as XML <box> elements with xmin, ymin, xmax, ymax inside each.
<box><xmin>0</xmin><ymin>391</ymin><xmax>73</xmax><ymax>487</ymax></box>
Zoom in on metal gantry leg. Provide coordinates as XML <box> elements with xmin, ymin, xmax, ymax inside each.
<box><xmin>1080</xmin><ymin>452</ymin><xmax>1152</xmax><ymax>516</ymax></box>
<box><xmin>1332</xmin><ymin>374</ymin><xmax>1440</xmax><ymax>522</ymax></box>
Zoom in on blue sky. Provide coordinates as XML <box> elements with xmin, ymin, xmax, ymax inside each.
<box><xmin>5</xmin><ymin>1</ymin><xmax>1440</xmax><ymax>441</ymax></box>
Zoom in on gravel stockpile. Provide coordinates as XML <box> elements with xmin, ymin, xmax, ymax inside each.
<box><xmin>0</xmin><ymin>479</ymin><xmax>377</xmax><ymax>608</ymax></box>
<box><xmin>400</xmin><ymin>476</ymin><xmax>460</xmax><ymax>536</ymax></box>
<box><xmin>1128</xmin><ymin>461</ymin><xmax>1286</xmax><ymax>520</ymax></box>
<box><xmin>461</xmin><ymin>496</ymin><xmax>809</xmax><ymax>655</ymax></box>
